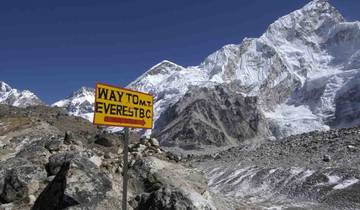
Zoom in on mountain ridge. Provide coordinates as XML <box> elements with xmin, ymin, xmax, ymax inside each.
<box><xmin>0</xmin><ymin>81</ymin><xmax>44</xmax><ymax>108</ymax></box>
<box><xmin>9</xmin><ymin>0</ymin><xmax>360</xmax><ymax>139</ymax></box>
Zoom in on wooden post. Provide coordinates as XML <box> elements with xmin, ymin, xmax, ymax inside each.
<box><xmin>122</xmin><ymin>127</ymin><xmax>129</xmax><ymax>210</ymax></box>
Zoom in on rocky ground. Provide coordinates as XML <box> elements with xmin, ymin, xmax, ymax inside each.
<box><xmin>1</xmin><ymin>104</ymin><xmax>359</xmax><ymax>210</ymax></box>
<box><xmin>0</xmin><ymin>105</ymin><xmax>214</xmax><ymax>210</ymax></box>
<box><xmin>190</xmin><ymin>126</ymin><xmax>360</xmax><ymax>210</ymax></box>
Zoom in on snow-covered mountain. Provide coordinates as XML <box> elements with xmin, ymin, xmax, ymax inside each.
<box><xmin>52</xmin><ymin>87</ymin><xmax>95</xmax><ymax>121</ymax></box>
<box><xmin>131</xmin><ymin>0</ymin><xmax>360</xmax><ymax>137</ymax></box>
<box><xmin>0</xmin><ymin>81</ymin><xmax>44</xmax><ymax>107</ymax></box>
<box><xmin>57</xmin><ymin>0</ymin><xmax>360</xmax><ymax>138</ymax></box>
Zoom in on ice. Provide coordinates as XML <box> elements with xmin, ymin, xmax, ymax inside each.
<box><xmin>333</xmin><ymin>178</ymin><xmax>359</xmax><ymax>190</ymax></box>
<box><xmin>264</xmin><ymin>104</ymin><xmax>329</xmax><ymax>137</ymax></box>
<box><xmin>326</xmin><ymin>174</ymin><xmax>342</xmax><ymax>184</ymax></box>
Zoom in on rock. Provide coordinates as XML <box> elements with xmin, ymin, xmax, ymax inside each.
<box><xmin>69</xmin><ymin>145</ymin><xmax>76</xmax><ymax>151</ymax></box>
<box><xmin>46</xmin><ymin>153</ymin><xmax>76</xmax><ymax>175</ymax></box>
<box><xmin>347</xmin><ymin>145</ymin><xmax>357</xmax><ymax>152</ymax></box>
<box><xmin>0</xmin><ymin>158</ymin><xmax>47</xmax><ymax>204</ymax></box>
<box><xmin>45</xmin><ymin>138</ymin><xmax>63</xmax><ymax>152</ymax></box>
<box><xmin>137</xmin><ymin>144</ymin><xmax>147</xmax><ymax>153</ymax></box>
<box><xmin>0</xmin><ymin>203</ymin><xmax>14</xmax><ymax>210</ymax></box>
<box><xmin>16</xmin><ymin>145</ymin><xmax>50</xmax><ymax>166</ymax></box>
<box><xmin>31</xmin><ymin>162</ymin><xmax>79</xmax><ymax>210</ymax></box>
<box><xmin>64</xmin><ymin>131</ymin><xmax>74</xmax><ymax>145</ymax></box>
<box><xmin>323</xmin><ymin>155</ymin><xmax>331</xmax><ymax>162</ymax></box>
<box><xmin>135</xmin><ymin>187</ymin><xmax>197</xmax><ymax>210</ymax></box>
<box><xmin>94</xmin><ymin>134</ymin><xmax>114</xmax><ymax>147</ymax></box>
<box><xmin>46</xmin><ymin>153</ymin><xmax>112</xmax><ymax>207</ymax></box>
<box><xmin>28</xmin><ymin>194</ymin><xmax>36</xmax><ymax>205</ymax></box>
<box><xmin>0</xmin><ymin>170</ymin><xmax>27</xmax><ymax>203</ymax></box>
<box><xmin>145</xmin><ymin>142</ymin><xmax>152</xmax><ymax>148</ymax></box>
<box><xmin>149</xmin><ymin>138</ymin><xmax>160</xmax><ymax>148</ymax></box>
<box><xmin>117</xmin><ymin>147</ymin><xmax>123</xmax><ymax>155</ymax></box>
<box><xmin>134</xmin><ymin>152</ymin><xmax>143</xmax><ymax>160</ymax></box>
<box><xmin>139</xmin><ymin>137</ymin><xmax>149</xmax><ymax>145</ymax></box>
<box><xmin>103</xmin><ymin>152</ymin><xmax>111</xmax><ymax>159</ymax></box>
<box><xmin>153</xmin><ymin>85</ymin><xmax>270</xmax><ymax>149</ymax></box>
<box><xmin>131</xmin><ymin>157</ymin><xmax>214</xmax><ymax>210</ymax></box>
<box><xmin>115</xmin><ymin>167</ymin><xmax>122</xmax><ymax>174</ymax></box>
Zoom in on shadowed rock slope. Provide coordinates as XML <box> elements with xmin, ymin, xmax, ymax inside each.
<box><xmin>154</xmin><ymin>85</ymin><xmax>270</xmax><ymax>150</ymax></box>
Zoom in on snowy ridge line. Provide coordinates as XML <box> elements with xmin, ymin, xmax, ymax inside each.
<box><xmin>0</xmin><ymin>81</ymin><xmax>44</xmax><ymax>108</ymax></box>
<box><xmin>52</xmin><ymin>0</ymin><xmax>360</xmax><ymax>138</ymax></box>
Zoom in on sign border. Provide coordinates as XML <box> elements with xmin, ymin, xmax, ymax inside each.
<box><xmin>92</xmin><ymin>82</ymin><xmax>154</xmax><ymax>129</ymax></box>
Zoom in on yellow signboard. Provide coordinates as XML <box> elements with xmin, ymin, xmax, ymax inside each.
<box><xmin>93</xmin><ymin>83</ymin><xmax>153</xmax><ymax>129</ymax></box>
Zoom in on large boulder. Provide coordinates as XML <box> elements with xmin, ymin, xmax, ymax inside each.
<box><xmin>0</xmin><ymin>158</ymin><xmax>47</xmax><ymax>205</ymax></box>
<box><xmin>31</xmin><ymin>162</ymin><xmax>79</xmax><ymax>210</ymax></box>
<box><xmin>131</xmin><ymin>157</ymin><xmax>215</xmax><ymax>210</ymax></box>
<box><xmin>135</xmin><ymin>187</ymin><xmax>197</xmax><ymax>210</ymax></box>
<box><xmin>46</xmin><ymin>152</ymin><xmax>112</xmax><ymax>208</ymax></box>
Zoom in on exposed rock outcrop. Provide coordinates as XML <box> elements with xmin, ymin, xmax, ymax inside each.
<box><xmin>154</xmin><ymin>85</ymin><xmax>270</xmax><ymax>149</ymax></box>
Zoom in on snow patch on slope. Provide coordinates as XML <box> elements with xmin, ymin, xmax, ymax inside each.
<box><xmin>264</xmin><ymin>104</ymin><xmax>329</xmax><ymax>137</ymax></box>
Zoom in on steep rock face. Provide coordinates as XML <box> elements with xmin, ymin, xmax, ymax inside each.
<box><xmin>0</xmin><ymin>81</ymin><xmax>44</xmax><ymax>108</ymax></box>
<box><xmin>52</xmin><ymin>87</ymin><xmax>95</xmax><ymax>121</ymax></box>
<box><xmin>154</xmin><ymin>85</ymin><xmax>270</xmax><ymax>149</ymax></box>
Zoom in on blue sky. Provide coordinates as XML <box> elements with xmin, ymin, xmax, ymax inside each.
<box><xmin>1</xmin><ymin>0</ymin><xmax>359</xmax><ymax>104</ymax></box>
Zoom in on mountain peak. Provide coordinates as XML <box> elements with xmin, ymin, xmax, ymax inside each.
<box><xmin>0</xmin><ymin>81</ymin><xmax>44</xmax><ymax>107</ymax></box>
<box><xmin>147</xmin><ymin>60</ymin><xmax>184</xmax><ymax>75</ymax></box>
<box><xmin>0</xmin><ymin>81</ymin><xmax>12</xmax><ymax>92</ymax></box>
<box><xmin>158</xmin><ymin>60</ymin><xmax>178</xmax><ymax>66</ymax></box>
<box><xmin>52</xmin><ymin>86</ymin><xmax>95</xmax><ymax>121</ymax></box>
<box><xmin>128</xmin><ymin>60</ymin><xmax>186</xmax><ymax>89</ymax></box>
<box><xmin>264</xmin><ymin>0</ymin><xmax>344</xmax><ymax>40</ymax></box>
<box><xmin>71</xmin><ymin>87</ymin><xmax>94</xmax><ymax>97</ymax></box>
<box><xmin>304</xmin><ymin>0</ymin><xmax>331</xmax><ymax>10</ymax></box>
<box><xmin>303</xmin><ymin>0</ymin><xmax>343</xmax><ymax>17</ymax></box>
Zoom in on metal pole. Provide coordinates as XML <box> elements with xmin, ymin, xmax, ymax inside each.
<box><xmin>122</xmin><ymin>127</ymin><xmax>129</xmax><ymax>210</ymax></box>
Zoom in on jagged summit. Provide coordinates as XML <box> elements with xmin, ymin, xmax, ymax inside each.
<box><xmin>71</xmin><ymin>87</ymin><xmax>94</xmax><ymax>97</ymax></box>
<box><xmin>0</xmin><ymin>81</ymin><xmax>12</xmax><ymax>92</ymax></box>
<box><xmin>267</xmin><ymin>0</ymin><xmax>343</xmax><ymax>34</ymax></box>
<box><xmin>52</xmin><ymin>87</ymin><xmax>94</xmax><ymax>121</ymax></box>
<box><xmin>0</xmin><ymin>81</ymin><xmax>44</xmax><ymax>107</ymax></box>
<box><xmin>128</xmin><ymin>60</ymin><xmax>186</xmax><ymax>88</ymax></box>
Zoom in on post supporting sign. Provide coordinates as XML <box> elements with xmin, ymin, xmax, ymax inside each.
<box><xmin>93</xmin><ymin>83</ymin><xmax>153</xmax><ymax>210</ymax></box>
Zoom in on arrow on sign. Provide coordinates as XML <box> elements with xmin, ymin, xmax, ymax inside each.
<box><xmin>104</xmin><ymin>116</ymin><xmax>146</xmax><ymax>126</ymax></box>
